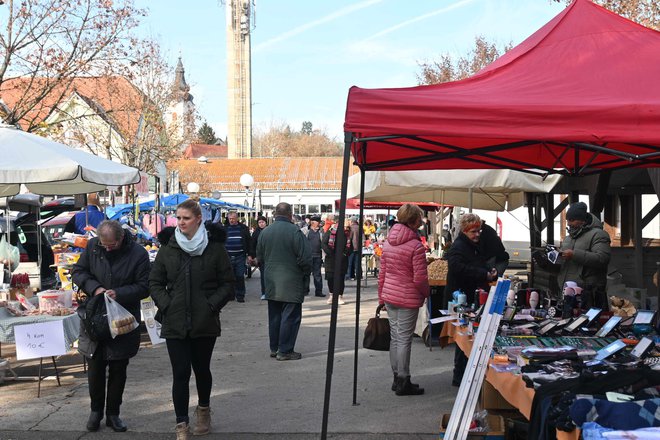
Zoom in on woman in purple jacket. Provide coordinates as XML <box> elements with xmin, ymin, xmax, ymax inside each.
<box><xmin>378</xmin><ymin>204</ymin><xmax>429</xmax><ymax>396</ymax></box>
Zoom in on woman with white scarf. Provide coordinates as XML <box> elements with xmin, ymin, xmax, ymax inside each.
<box><xmin>150</xmin><ymin>199</ymin><xmax>235</xmax><ymax>439</ymax></box>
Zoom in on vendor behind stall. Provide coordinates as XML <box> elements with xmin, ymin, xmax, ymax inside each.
<box><xmin>66</xmin><ymin>193</ymin><xmax>106</xmax><ymax>235</ymax></box>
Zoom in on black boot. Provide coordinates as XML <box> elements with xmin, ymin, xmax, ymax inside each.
<box><xmin>392</xmin><ymin>373</ymin><xmax>420</xmax><ymax>391</ymax></box>
<box><xmin>86</xmin><ymin>411</ymin><xmax>103</xmax><ymax>431</ymax></box>
<box><xmin>395</xmin><ymin>376</ymin><xmax>424</xmax><ymax>396</ymax></box>
<box><xmin>106</xmin><ymin>415</ymin><xmax>128</xmax><ymax>432</ymax></box>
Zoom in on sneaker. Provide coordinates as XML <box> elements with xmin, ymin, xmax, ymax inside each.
<box><xmin>337</xmin><ymin>297</ymin><xmax>346</xmax><ymax>305</ymax></box>
<box><xmin>270</xmin><ymin>351</ymin><xmax>277</xmax><ymax>358</ymax></box>
<box><xmin>326</xmin><ymin>295</ymin><xmax>333</xmax><ymax>304</ymax></box>
<box><xmin>260</xmin><ymin>294</ymin><xmax>266</xmax><ymax>300</ymax></box>
<box><xmin>276</xmin><ymin>351</ymin><xmax>302</xmax><ymax>361</ymax></box>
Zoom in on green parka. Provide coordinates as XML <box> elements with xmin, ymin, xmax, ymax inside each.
<box><xmin>256</xmin><ymin>216</ymin><xmax>312</xmax><ymax>303</ymax></box>
<box><xmin>149</xmin><ymin>223</ymin><xmax>235</xmax><ymax>339</ymax></box>
<box><xmin>557</xmin><ymin>214</ymin><xmax>611</xmax><ymax>290</ymax></box>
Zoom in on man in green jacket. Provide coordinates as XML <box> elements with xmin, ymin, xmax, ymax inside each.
<box><xmin>558</xmin><ymin>202</ymin><xmax>611</xmax><ymax>309</ymax></box>
<box><xmin>256</xmin><ymin>202</ymin><xmax>312</xmax><ymax>361</ymax></box>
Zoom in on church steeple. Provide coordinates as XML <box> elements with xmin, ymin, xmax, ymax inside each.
<box><xmin>171</xmin><ymin>57</ymin><xmax>193</xmax><ymax>103</ymax></box>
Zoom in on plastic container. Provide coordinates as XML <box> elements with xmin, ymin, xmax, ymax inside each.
<box><xmin>37</xmin><ymin>290</ymin><xmax>73</xmax><ymax>311</ymax></box>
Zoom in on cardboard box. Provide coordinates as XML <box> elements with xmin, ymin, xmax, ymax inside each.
<box><xmin>480</xmin><ymin>381</ymin><xmax>516</xmax><ymax>411</ymax></box>
<box><xmin>440</xmin><ymin>414</ymin><xmax>505</xmax><ymax>439</ymax></box>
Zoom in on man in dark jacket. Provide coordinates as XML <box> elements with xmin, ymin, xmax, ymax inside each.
<box><xmin>225</xmin><ymin>211</ymin><xmax>252</xmax><ymax>302</ymax></box>
<box><xmin>558</xmin><ymin>202</ymin><xmax>611</xmax><ymax>309</ymax></box>
<box><xmin>250</xmin><ymin>215</ymin><xmax>268</xmax><ymax>300</ymax></box>
<box><xmin>256</xmin><ymin>202</ymin><xmax>312</xmax><ymax>361</ymax></box>
<box><xmin>72</xmin><ymin>220</ymin><xmax>150</xmax><ymax>433</ymax></box>
<box><xmin>305</xmin><ymin>215</ymin><xmax>325</xmax><ymax>297</ymax></box>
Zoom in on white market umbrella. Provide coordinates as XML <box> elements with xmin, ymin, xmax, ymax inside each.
<box><xmin>347</xmin><ymin>169</ymin><xmax>562</xmax><ymax>211</ymax></box>
<box><xmin>0</xmin><ymin>124</ymin><xmax>141</xmax><ymax>196</ymax></box>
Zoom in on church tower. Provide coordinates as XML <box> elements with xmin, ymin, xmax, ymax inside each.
<box><xmin>166</xmin><ymin>57</ymin><xmax>195</xmax><ymax>143</ymax></box>
<box><xmin>226</xmin><ymin>0</ymin><xmax>254</xmax><ymax>159</ymax></box>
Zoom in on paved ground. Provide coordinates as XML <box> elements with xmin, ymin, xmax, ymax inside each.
<box><xmin>0</xmin><ymin>271</ymin><xmax>458</xmax><ymax>439</ymax></box>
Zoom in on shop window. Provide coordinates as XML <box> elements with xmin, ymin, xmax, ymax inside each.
<box><xmin>321</xmin><ymin>204</ymin><xmax>333</xmax><ymax>213</ymax></box>
<box><xmin>308</xmin><ymin>205</ymin><xmax>320</xmax><ymax>214</ymax></box>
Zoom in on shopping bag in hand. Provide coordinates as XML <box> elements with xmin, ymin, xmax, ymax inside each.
<box><xmin>105</xmin><ymin>292</ymin><xmax>138</xmax><ymax>338</ymax></box>
<box><xmin>363</xmin><ymin>304</ymin><xmax>390</xmax><ymax>351</ymax></box>
<box><xmin>0</xmin><ymin>235</ymin><xmax>19</xmax><ymax>272</ymax></box>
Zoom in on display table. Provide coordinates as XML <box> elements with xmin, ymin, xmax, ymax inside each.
<box><xmin>0</xmin><ymin>307</ymin><xmax>80</xmax><ymax>347</ymax></box>
<box><xmin>452</xmin><ymin>328</ymin><xmax>579</xmax><ymax>440</ymax></box>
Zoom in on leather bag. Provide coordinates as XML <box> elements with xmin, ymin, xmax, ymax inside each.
<box><xmin>363</xmin><ymin>304</ymin><xmax>390</xmax><ymax>351</ymax></box>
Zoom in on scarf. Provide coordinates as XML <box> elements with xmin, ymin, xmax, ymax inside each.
<box><xmin>175</xmin><ymin>223</ymin><xmax>208</xmax><ymax>256</ymax></box>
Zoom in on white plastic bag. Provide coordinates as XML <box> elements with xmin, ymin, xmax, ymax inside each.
<box><xmin>105</xmin><ymin>292</ymin><xmax>138</xmax><ymax>338</ymax></box>
<box><xmin>0</xmin><ymin>235</ymin><xmax>19</xmax><ymax>272</ymax></box>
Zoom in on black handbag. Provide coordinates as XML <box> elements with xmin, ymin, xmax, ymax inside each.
<box><xmin>363</xmin><ymin>304</ymin><xmax>391</xmax><ymax>351</ymax></box>
<box><xmin>77</xmin><ymin>293</ymin><xmax>112</xmax><ymax>342</ymax></box>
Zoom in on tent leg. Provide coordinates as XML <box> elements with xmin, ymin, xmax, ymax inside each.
<box><xmin>321</xmin><ymin>133</ymin><xmax>353</xmax><ymax>439</ymax></box>
<box><xmin>353</xmin><ymin>168</ymin><xmax>366</xmax><ymax>406</ymax></box>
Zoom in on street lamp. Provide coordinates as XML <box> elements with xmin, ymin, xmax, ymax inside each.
<box><xmin>239</xmin><ymin>173</ymin><xmax>254</xmax><ymax>207</ymax></box>
<box><xmin>187</xmin><ymin>182</ymin><xmax>200</xmax><ymax>201</ymax></box>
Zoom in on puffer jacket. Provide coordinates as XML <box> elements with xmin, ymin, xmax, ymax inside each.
<box><xmin>557</xmin><ymin>214</ymin><xmax>611</xmax><ymax>290</ymax></box>
<box><xmin>378</xmin><ymin>223</ymin><xmax>429</xmax><ymax>309</ymax></box>
<box><xmin>149</xmin><ymin>223</ymin><xmax>235</xmax><ymax>339</ymax></box>
<box><xmin>72</xmin><ymin>232</ymin><xmax>150</xmax><ymax>360</ymax></box>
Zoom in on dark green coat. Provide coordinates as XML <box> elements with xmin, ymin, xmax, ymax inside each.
<box><xmin>149</xmin><ymin>224</ymin><xmax>235</xmax><ymax>339</ymax></box>
<box><xmin>256</xmin><ymin>216</ymin><xmax>312</xmax><ymax>303</ymax></box>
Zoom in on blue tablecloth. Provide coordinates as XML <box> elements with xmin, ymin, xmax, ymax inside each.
<box><xmin>0</xmin><ymin>307</ymin><xmax>80</xmax><ymax>347</ymax></box>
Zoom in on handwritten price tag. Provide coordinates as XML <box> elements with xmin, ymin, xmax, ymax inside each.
<box><xmin>14</xmin><ymin>321</ymin><xmax>67</xmax><ymax>360</ymax></box>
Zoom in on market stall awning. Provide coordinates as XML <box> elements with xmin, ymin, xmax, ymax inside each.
<box><xmin>343</xmin><ymin>0</ymin><xmax>660</xmax><ymax>175</ymax></box>
<box><xmin>334</xmin><ymin>198</ymin><xmax>445</xmax><ymax>211</ymax></box>
<box><xmin>347</xmin><ymin>169</ymin><xmax>562</xmax><ymax>211</ymax></box>
<box><xmin>0</xmin><ymin>124</ymin><xmax>141</xmax><ymax>196</ymax></box>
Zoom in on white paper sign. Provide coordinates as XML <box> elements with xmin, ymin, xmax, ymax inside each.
<box><xmin>141</xmin><ymin>297</ymin><xmax>165</xmax><ymax>345</ymax></box>
<box><xmin>14</xmin><ymin>321</ymin><xmax>67</xmax><ymax>360</ymax></box>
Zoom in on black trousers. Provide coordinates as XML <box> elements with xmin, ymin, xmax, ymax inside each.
<box><xmin>166</xmin><ymin>337</ymin><xmax>216</xmax><ymax>424</ymax></box>
<box><xmin>87</xmin><ymin>352</ymin><xmax>129</xmax><ymax>415</ymax></box>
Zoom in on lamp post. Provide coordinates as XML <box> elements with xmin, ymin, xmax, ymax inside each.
<box><xmin>239</xmin><ymin>173</ymin><xmax>254</xmax><ymax>222</ymax></box>
<box><xmin>187</xmin><ymin>182</ymin><xmax>200</xmax><ymax>201</ymax></box>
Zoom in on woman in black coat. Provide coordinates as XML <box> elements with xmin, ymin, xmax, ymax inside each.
<box><xmin>72</xmin><ymin>220</ymin><xmax>150</xmax><ymax>432</ymax></box>
<box><xmin>446</xmin><ymin>213</ymin><xmax>498</xmax><ymax>386</ymax></box>
<box><xmin>149</xmin><ymin>199</ymin><xmax>234</xmax><ymax>439</ymax></box>
<box><xmin>321</xmin><ymin>224</ymin><xmax>350</xmax><ymax>305</ymax></box>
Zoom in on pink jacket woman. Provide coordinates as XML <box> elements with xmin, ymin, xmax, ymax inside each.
<box><xmin>378</xmin><ymin>222</ymin><xmax>429</xmax><ymax>309</ymax></box>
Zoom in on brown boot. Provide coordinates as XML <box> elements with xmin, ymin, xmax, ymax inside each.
<box><xmin>175</xmin><ymin>422</ymin><xmax>190</xmax><ymax>440</ymax></box>
<box><xmin>192</xmin><ymin>406</ymin><xmax>211</xmax><ymax>436</ymax></box>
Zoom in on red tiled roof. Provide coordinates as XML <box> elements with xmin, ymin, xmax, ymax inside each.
<box><xmin>183</xmin><ymin>143</ymin><xmax>228</xmax><ymax>159</ymax></box>
<box><xmin>170</xmin><ymin>157</ymin><xmax>359</xmax><ymax>191</ymax></box>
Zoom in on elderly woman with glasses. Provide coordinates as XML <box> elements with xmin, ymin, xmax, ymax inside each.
<box><xmin>446</xmin><ymin>213</ymin><xmax>498</xmax><ymax>386</ymax></box>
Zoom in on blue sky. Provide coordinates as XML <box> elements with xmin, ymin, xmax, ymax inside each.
<box><xmin>135</xmin><ymin>0</ymin><xmax>566</xmax><ymax>141</ymax></box>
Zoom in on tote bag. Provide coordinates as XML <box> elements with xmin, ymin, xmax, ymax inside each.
<box><xmin>363</xmin><ymin>304</ymin><xmax>390</xmax><ymax>351</ymax></box>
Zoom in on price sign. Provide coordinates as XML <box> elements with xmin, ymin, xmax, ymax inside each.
<box><xmin>14</xmin><ymin>321</ymin><xmax>67</xmax><ymax>360</ymax></box>
<box><xmin>141</xmin><ymin>297</ymin><xmax>165</xmax><ymax>345</ymax></box>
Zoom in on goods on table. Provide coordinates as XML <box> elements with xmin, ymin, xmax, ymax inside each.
<box><xmin>37</xmin><ymin>290</ymin><xmax>73</xmax><ymax>311</ymax></box>
<box><xmin>111</xmin><ymin>316</ymin><xmax>137</xmax><ymax>335</ymax></box>
<box><xmin>428</xmin><ymin>259</ymin><xmax>448</xmax><ymax>281</ymax></box>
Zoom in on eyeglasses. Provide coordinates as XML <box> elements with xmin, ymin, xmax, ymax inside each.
<box><xmin>99</xmin><ymin>239</ymin><xmax>120</xmax><ymax>250</ymax></box>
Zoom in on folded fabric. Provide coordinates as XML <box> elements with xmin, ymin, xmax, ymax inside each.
<box><xmin>582</xmin><ymin>422</ymin><xmax>611</xmax><ymax>440</ymax></box>
<box><xmin>570</xmin><ymin>398</ymin><xmax>660</xmax><ymax>430</ymax></box>
<box><xmin>603</xmin><ymin>427</ymin><xmax>660</xmax><ymax>439</ymax></box>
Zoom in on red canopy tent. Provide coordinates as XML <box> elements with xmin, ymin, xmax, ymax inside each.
<box><xmin>321</xmin><ymin>1</ymin><xmax>660</xmax><ymax>437</ymax></box>
<box><xmin>343</xmin><ymin>0</ymin><xmax>660</xmax><ymax>175</ymax></box>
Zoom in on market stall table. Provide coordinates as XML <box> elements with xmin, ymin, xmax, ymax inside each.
<box><xmin>451</xmin><ymin>327</ymin><xmax>579</xmax><ymax>440</ymax></box>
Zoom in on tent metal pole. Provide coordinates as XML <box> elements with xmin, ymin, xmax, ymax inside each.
<box><xmin>468</xmin><ymin>188</ymin><xmax>473</xmax><ymax>213</ymax></box>
<box><xmin>353</xmin><ymin>167</ymin><xmax>366</xmax><ymax>406</ymax></box>
<box><xmin>321</xmin><ymin>132</ymin><xmax>353</xmax><ymax>439</ymax></box>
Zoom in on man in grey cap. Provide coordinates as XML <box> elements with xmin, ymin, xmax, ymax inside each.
<box><xmin>558</xmin><ymin>202</ymin><xmax>611</xmax><ymax>309</ymax></box>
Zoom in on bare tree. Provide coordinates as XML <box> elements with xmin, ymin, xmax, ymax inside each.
<box><xmin>252</xmin><ymin>120</ymin><xmax>341</xmax><ymax>157</ymax></box>
<box><xmin>417</xmin><ymin>35</ymin><xmax>512</xmax><ymax>85</ymax></box>
<box><xmin>0</xmin><ymin>0</ymin><xmax>148</xmax><ymax>131</ymax></box>
<box><xmin>553</xmin><ymin>0</ymin><xmax>660</xmax><ymax>30</ymax></box>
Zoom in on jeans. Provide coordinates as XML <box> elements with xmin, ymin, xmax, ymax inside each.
<box><xmin>87</xmin><ymin>351</ymin><xmax>129</xmax><ymax>415</ymax></box>
<box><xmin>229</xmin><ymin>254</ymin><xmax>246</xmax><ymax>300</ymax></box>
<box><xmin>346</xmin><ymin>250</ymin><xmax>359</xmax><ymax>279</ymax></box>
<box><xmin>386</xmin><ymin>303</ymin><xmax>418</xmax><ymax>377</ymax></box>
<box><xmin>268</xmin><ymin>301</ymin><xmax>302</xmax><ymax>354</ymax></box>
<box><xmin>311</xmin><ymin>256</ymin><xmax>323</xmax><ymax>295</ymax></box>
<box><xmin>166</xmin><ymin>337</ymin><xmax>217</xmax><ymax>424</ymax></box>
